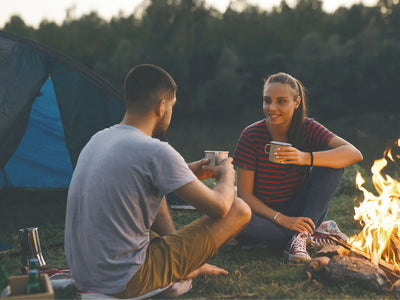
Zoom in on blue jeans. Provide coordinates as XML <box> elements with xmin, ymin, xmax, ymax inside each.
<box><xmin>236</xmin><ymin>167</ymin><xmax>344</xmax><ymax>247</ymax></box>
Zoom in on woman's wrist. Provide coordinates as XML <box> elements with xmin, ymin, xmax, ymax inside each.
<box><xmin>272</xmin><ymin>211</ymin><xmax>280</xmax><ymax>224</ymax></box>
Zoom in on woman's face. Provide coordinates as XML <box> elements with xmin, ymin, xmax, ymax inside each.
<box><xmin>263</xmin><ymin>82</ymin><xmax>300</xmax><ymax>128</ymax></box>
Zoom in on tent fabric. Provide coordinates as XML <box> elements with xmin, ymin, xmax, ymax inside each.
<box><xmin>0</xmin><ymin>30</ymin><xmax>125</xmax><ymax>189</ymax></box>
<box><xmin>1</xmin><ymin>77</ymin><xmax>73</xmax><ymax>188</ymax></box>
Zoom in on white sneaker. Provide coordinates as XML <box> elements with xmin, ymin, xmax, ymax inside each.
<box><xmin>284</xmin><ymin>232</ymin><xmax>311</xmax><ymax>262</ymax></box>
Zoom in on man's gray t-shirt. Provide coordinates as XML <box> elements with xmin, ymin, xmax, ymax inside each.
<box><xmin>64</xmin><ymin>125</ymin><xmax>196</xmax><ymax>294</ymax></box>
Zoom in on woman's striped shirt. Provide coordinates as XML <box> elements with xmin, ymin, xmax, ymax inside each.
<box><xmin>233</xmin><ymin>118</ymin><xmax>335</xmax><ymax>205</ymax></box>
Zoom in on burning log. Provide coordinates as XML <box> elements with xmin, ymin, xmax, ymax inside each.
<box><xmin>329</xmin><ymin>235</ymin><xmax>400</xmax><ymax>282</ymax></box>
<box><xmin>315</xmin><ymin>245</ymin><xmax>349</xmax><ymax>258</ymax></box>
<box><xmin>325</xmin><ymin>255</ymin><xmax>391</xmax><ymax>292</ymax></box>
<box><xmin>392</xmin><ymin>280</ymin><xmax>400</xmax><ymax>296</ymax></box>
<box><xmin>391</xmin><ymin>234</ymin><xmax>400</xmax><ymax>258</ymax></box>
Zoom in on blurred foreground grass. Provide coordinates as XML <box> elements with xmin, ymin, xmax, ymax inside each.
<box><xmin>0</xmin><ymin>165</ymin><xmax>396</xmax><ymax>298</ymax></box>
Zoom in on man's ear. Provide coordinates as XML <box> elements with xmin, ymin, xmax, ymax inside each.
<box><xmin>155</xmin><ymin>99</ymin><xmax>166</xmax><ymax>117</ymax></box>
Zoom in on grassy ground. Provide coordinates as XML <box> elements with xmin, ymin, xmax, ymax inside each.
<box><xmin>0</xmin><ymin>166</ymin><xmax>396</xmax><ymax>299</ymax></box>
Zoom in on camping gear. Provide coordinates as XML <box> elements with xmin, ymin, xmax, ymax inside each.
<box><xmin>7</xmin><ymin>273</ymin><xmax>54</xmax><ymax>299</ymax></box>
<box><xmin>0</xmin><ymin>264</ymin><xmax>11</xmax><ymax>297</ymax></box>
<box><xmin>26</xmin><ymin>270</ymin><xmax>41</xmax><ymax>294</ymax></box>
<box><xmin>19</xmin><ymin>227</ymin><xmax>46</xmax><ymax>268</ymax></box>
<box><xmin>0</xmin><ymin>30</ymin><xmax>124</xmax><ymax>189</ymax></box>
<box><xmin>0</xmin><ymin>242</ymin><xmax>14</xmax><ymax>254</ymax></box>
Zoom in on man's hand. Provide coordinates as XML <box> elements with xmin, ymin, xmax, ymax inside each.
<box><xmin>188</xmin><ymin>158</ymin><xmax>213</xmax><ymax>180</ymax></box>
<box><xmin>202</xmin><ymin>157</ymin><xmax>235</xmax><ymax>182</ymax></box>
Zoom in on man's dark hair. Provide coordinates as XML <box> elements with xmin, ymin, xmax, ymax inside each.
<box><xmin>123</xmin><ymin>64</ymin><xmax>177</xmax><ymax>111</ymax></box>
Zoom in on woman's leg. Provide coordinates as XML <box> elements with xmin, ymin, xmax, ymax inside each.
<box><xmin>236</xmin><ymin>167</ymin><xmax>343</xmax><ymax>249</ymax></box>
<box><xmin>236</xmin><ymin>213</ymin><xmax>292</xmax><ymax>247</ymax></box>
<box><xmin>287</xmin><ymin>167</ymin><xmax>344</xmax><ymax>228</ymax></box>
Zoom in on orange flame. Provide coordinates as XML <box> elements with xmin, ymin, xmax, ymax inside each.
<box><xmin>348</xmin><ymin>138</ymin><xmax>400</xmax><ymax>271</ymax></box>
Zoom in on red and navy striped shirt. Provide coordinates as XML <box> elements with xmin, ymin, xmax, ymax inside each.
<box><xmin>233</xmin><ymin>118</ymin><xmax>335</xmax><ymax>205</ymax></box>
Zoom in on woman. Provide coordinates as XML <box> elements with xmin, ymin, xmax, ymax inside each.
<box><xmin>233</xmin><ymin>72</ymin><xmax>363</xmax><ymax>262</ymax></box>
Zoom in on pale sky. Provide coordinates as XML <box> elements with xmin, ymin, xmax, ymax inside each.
<box><xmin>1</xmin><ymin>0</ymin><xmax>379</xmax><ymax>28</ymax></box>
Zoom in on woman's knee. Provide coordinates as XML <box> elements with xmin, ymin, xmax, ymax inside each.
<box><xmin>312</xmin><ymin>166</ymin><xmax>344</xmax><ymax>177</ymax></box>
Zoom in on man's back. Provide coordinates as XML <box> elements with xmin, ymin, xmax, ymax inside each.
<box><xmin>64</xmin><ymin>124</ymin><xmax>195</xmax><ymax>294</ymax></box>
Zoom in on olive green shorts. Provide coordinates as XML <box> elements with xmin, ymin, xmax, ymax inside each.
<box><xmin>112</xmin><ymin>218</ymin><xmax>217</xmax><ymax>299</ymax></box>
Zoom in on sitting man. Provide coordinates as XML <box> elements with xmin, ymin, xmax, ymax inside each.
<box><xmin>64</xmin><ymin>64</ymin><xmax>251</xmax><ymax>298</ymax></box>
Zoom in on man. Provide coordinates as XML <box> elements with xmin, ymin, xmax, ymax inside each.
<box><xmin>64</xmin><ymin>64</ymin><xmax>251</xmax><ymax>298</ymax></box>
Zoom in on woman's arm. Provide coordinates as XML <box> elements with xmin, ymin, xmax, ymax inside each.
<box><xmin>313</xmin><ymin>135</ymin><xmax>363</xmax><ymax>168</ymax></box>
<box><xmin>276</xmin><ymin>136</ymin><xmax>363</xmax><ymax>169</ymax></box>
<box><xmin>237</xmin><ymin>167</ymin><xmax>314</xmax><ymax>234</ymax></box>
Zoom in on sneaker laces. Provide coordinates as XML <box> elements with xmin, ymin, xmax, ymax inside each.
<box><xmin>290</xmin><ymin>232</ymin><xmax>309</xmax><ymax>254</ymax></box>
<box><xmin>310</xmin><ymin>229</ymin><xmax>336</xmax><ymax>247</ymax></box>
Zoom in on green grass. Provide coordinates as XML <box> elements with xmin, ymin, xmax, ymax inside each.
<box><xmin>0</xmin><ymin>166</ymin><xmax>397</xmax><ymax>299</ymax></box>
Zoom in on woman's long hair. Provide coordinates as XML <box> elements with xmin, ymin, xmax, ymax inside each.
<box><xmin>263</xmin><ymin>72</ymin><xmax>308</xmax><ymax>151</ymax></box>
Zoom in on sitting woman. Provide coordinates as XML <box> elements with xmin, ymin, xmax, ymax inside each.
<box><xmin>233</xmin><ymin>72</ymin><xmax>363</xmax><ymax>262</ymax></box>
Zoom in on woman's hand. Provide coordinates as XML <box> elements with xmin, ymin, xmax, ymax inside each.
<box><xmin>275</xmin><ymin>147</ymin><xmax>310</xmax><ymax>166</ymax></box>
<box><xmin>276</xmin><ymin>214</ymin><xmax>315</xmax><ymax>235</ymax></box>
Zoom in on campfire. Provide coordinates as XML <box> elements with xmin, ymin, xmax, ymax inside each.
<box><xmin>349</xmin><ymin>137</ymin><xmax>400</xmax><ymax>272</ymax></box>
<box><xmin>306</xmin><ymin>138</ymin><xmax>400</xmax><ymax>294</ymax></box>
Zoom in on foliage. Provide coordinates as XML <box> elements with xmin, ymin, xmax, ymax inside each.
<box><xmin>337</xmin><ymin>163</ymin><xmax>368</xmax><ymax>195</ymax></box>
<box><xmin>2</xmin><ymin>0</ymin><xmax>400</xmax><ymax>124</ymax></box>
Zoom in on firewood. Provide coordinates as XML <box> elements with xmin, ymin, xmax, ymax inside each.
<box><xmin>392</xmin><ymin>279</ymin><xmax>400</xmax><ymax>296</ymax></box>
<box><xmin>391</xmin><ymin>235</ymin><xmax>400</xmax><ymax>258</ymax></box>
<box><xmin>328</xmin><ymin>235</ymin><xmax>400</xmax><ymax>281</ymax></box>
<box><xmin>306</xmin><ymin>256</ymin><xmax>330</xmax><ymax>279</ymax></box>
<box><xmin>315</xmin><ymin>245</ymin><xmax>349</xmax><ymax>258</ymax></box>
<box><xmin>325</xmin><ymin>255</ymin><xmax>391</xmax><ymax>292</ymax></box>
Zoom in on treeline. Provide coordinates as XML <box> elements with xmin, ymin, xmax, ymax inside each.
<box><xmin>2</xmin><ymin>0</ymin><xmax>400</xmax><ymax>124</ymax></box>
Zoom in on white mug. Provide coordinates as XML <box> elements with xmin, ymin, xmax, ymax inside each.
<box><xmin>264</xmin><ymin>141</ymin><xmax>292</xmax><ymax>164</ymax></box>
<box><xmin>204</xmin><ymin>150</ymin><xmax>229</xmax><ymax>166</ymax></box>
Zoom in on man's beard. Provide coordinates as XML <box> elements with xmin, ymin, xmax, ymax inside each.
<box><xmin>152</xmin><ymin>114</ymin><xmax>169</xmax><ymax>140</ymax></box>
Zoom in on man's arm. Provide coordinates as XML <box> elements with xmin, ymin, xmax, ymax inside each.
<box><xmin>151</xmin><ymin>196</ymin><xmax>175</xmax><ymax>236</ymax></box>
<box><xmin>174</xmin><ymin>158</ymin><xmax>236</xmax><ymax>219</ymax></box>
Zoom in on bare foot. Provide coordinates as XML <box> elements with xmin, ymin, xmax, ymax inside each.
<box><xmin>185</xmin><ymin>263</ymin><xmax>228</xmax><ymax>279</ymax></box>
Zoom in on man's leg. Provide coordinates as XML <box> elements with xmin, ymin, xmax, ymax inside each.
<box><xmin>201</xmin><ymin>196</ymin><xmax>252</xmax><ymax>248</ymax></box>
<box><xmin>113</xmin><ymin>197</ymin><xmax>250</xmax><ymax>298</ymax></box>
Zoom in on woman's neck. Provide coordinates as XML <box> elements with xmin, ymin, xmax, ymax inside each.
<box><xmin>266</xmin><ymin>120</ymin><xmax>289</xmax><ymax>142</ymax></box>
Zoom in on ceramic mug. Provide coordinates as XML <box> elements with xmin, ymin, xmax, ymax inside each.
<box><xmin>264</xmin><ymin>141</ymin><xmax>292</xmax><ymax>164</ymax></box>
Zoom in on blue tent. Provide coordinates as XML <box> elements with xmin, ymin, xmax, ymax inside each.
<box><xmin>0</xmin><ymin>30</ymin><xmax>125</xmax><ymax>189</ymax></box>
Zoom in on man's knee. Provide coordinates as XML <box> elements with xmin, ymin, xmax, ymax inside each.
<box><xmin>231</xmin><ymin>197</ymin><xmax>251</xmax><ymax>226</ymax></box>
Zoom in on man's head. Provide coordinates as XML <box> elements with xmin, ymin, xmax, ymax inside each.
<box><xmin>123</xmin><ymin>64</ymin><xmax>177</xmax><ymax>138</ymax></box>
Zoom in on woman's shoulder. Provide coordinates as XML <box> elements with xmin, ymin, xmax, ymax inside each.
<box><xmin>304</xmin><ymin>117</ymin><xmax>327</xmax><ymax>128</ymax></box>
<box><xmin>304</xmin><ymin>117</ymin><xmax>316</xmax><ymax>125</ymax></box>
<box><xmin>242</xmin><ymin>119</ymin><xmax>267</xmax><ymax>134</ymax></box>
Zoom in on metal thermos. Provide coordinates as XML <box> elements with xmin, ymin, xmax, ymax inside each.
<box><xmin>19</xmin><ymin>227</ymin><xmax>46</xmax><ymax>268</ymax></box>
